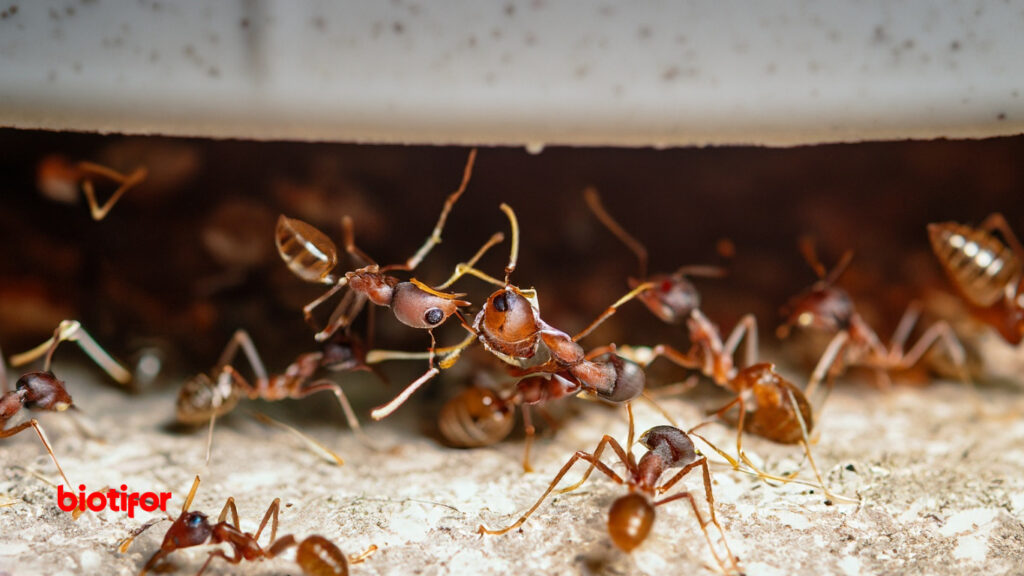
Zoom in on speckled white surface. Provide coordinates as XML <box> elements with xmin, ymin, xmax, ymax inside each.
<box><xmin>1</xmin><ymin>359</ymin><xmax>1023</xmax><ymax>575</ymax></box>
<box><xmin>0</xmin><ymin>1</ymin><xmax>1022</xmax><ymax>146</ymax></box>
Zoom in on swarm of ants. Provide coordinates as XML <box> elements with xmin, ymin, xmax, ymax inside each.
<box><xmin>2</xmin><ymin>145</ymin><xmax>1020</xmax><ymax>576</ymax></box>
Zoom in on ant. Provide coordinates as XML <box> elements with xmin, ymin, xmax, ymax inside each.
<box><xmin>178</xmin><ymin>329</ymin><xmax>383</xmax><ymax>465</ymax></box>
<box><xmin>2</xmin><ymin>320</ymin><xmax>131</xmax><ymax>488</ymax></box>
<box><xmin>928</xmin><ymin>213</ymin><xmax>1024</xmax><ymax>345</ymax></box>
<box><xmin>778</xmin><ymin>239</ymin><xmax>968</xmax><ymax>398</ymax></box>
<box><xmin>121</xmin><ymin>475</ymin><xmax>376</xmax><ymax>576</ymax></box>
<box><xmin>477</xmin><ymin>405</ymin><xmax>740</xmax><ymax>574</ymax></box>
<box><xmin>276</xmin><ymin>149</ymin><xmax>493</xmax><ymax>344</ymax></box>
<box><xmin>370</xmin><ymin>202</ymin><xmax>650</xmax><ymax>427</ymax></box>
<box><xmin>36</xmin><ymin>155</ymin><xmax>148</xmax><ymax>221</ymax></box>
<box><xmin>438</xmin><ymin>350</ymin><xmax>646</xmax><ymax>471</ymax></box>
<box><xmin>584</xmin><ymin>187</ymin><xmax>757</xmax><ymax>387</ymax></box>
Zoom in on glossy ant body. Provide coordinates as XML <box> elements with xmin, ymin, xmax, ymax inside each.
<box><xmin>928</xmin><ymin>213</ymin><xmax>1024</xmax><ymax>345</ymax></box>
<box><xmin>121</xmin><ymin>476</ymin><xmax>376</xmax><ymax>576</ymax></box>
<box><xmin>276</xmin><ymin>149</ymin><xmax>487</xmax><ymax>343</ymax></box>
<box><xmin>779</xmin><ymin>240</ymin><xmax>968</xmax><ymax>398</ymax></box>
<box><xmin>1</xmin><ymin>320</ymin><xmax>130</xmax><ymax>488</ymax></box>
<box><xmin>478</xmin><ymin>407</ymin><xmax>739</xmax><ymax>573</ymax></box>
<box><xmin>371</xmin><ymin>203</ymin><xmax>649</xmax><ymax>426</ymax></box>
<box><xmin>178</xmin><ymin>329</ymin><xmax>380</xmax><ymax>464</ymax></box>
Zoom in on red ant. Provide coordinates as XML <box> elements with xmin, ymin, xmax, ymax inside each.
<box><xmin>370</xmin><ymin>202</ymin><xmax>651</xmax><ymax>428</ymax></box>
<box><xmin>477</xmin><ymin>405</ymin><xmax>740</xmax><ymax>573</ymax></box>
<box><xmin>778</xmin><ymin>239</ymin><xmax>968</xmax><ymax>398</ymax></box>
<box><xmin>2</xmin><ymin>320</ymin><xmax>131</xmax><ymax>488</ymax></box>
<box><xmin>178</xmin><ymin>329</ymin><xmax>383</xmax><ymax>465</ymax></box>
<box><xmin>36</xmin><ymin>155</ymin><xmax>148</xmax><ymax>221</ymax></box>
<box><xmin>584</xmin><ymin>187</ymin><xmax>757</xmax><ymax>387</ymax></box>
<box><xmin>120</xmin><ymin>475</ymin><xmax>376</xmax><ymax>575</ymax></box>
<box><xmin>276</xmin><ymin>149</ymin><xmax>493</xmax><ymax>343</ymax></box>
<box><xmin>928</xmin><ymin>213</ymin><xmax>1024</xmax><ymax>345</ymax></box>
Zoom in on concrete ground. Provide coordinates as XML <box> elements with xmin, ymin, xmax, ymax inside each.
<box><xmin>2</xmin><ymin>357</ymin><xmax>1024</xmax><ymax>576</ymax></box>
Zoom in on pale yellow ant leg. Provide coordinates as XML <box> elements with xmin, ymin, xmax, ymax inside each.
<box><xmin>253</xmin><ymin>498</ymin><xmax>281</xmax><ymax>542</ymax></box>
<box><xmin>296</xmin><ymin>379</ymin><xmax>371</xmax><ymax>446</ymax></box>
<box><xmin>1</xmin><ymin>419</ymin><xmax>72</xmax><ymax>489</ymax></box>
<box><xmin>365</xmin><ymin>331</ymin><xmax>477</xmax><ymax>364</ymax></box>
<box><xmin>498</xmin><ymin>203</ymin><xmax>520</xmax><ymax>284</ymax></box>
<box><xmin>433</xmin><ymin>232</ymin><xmax>505</xmax><ymax>290</ymax></box>
<box><xmin>10</xmin><ymin>320</ymin><xmax>131</xmax><ymax>385</ymax></box>
<box><xmin>784</xmin><ymin>388</ymin><xmax>846</xmax><ymax>503</ymax></box>
<box><xmin>625</xmin><ymin>402</ymin><xmax>637</xmax><ymax>468</ymax></box>
<box><xmin>371</xmin><ymin>367</ymin><xmax>440</xmax><ymax>420</ymax></box>
<box><xmin>349</xmin><ymin>545</ymin><xmax>378</xmax><ymax>564</ymax></box>
<box><xmin>888</xmin><ymin>303</ymin><xmax>922</xmax><ymax>360</ymax></box>
<box><xmin>203</xmin><ymin>367</ymin><xmax>250</xmax><ymax>465</ymax></box>
<box><xmin>217</xmin><ymin>497</ymin><xmax>241</xmax><ymax>529</ymax></box>
<box><xmin>79</xmin><ymin>166</ymin><xmax>147</xmax><ymax>221</ymax></box>
<box><xmin>479</xmin><ymin>442</ymin><xmax>627</xmax><ymax>536</ymax></box>
<box><xmin>722</xmin><ymin>314</ymin><xmax>758</xmax><ymax>372</ymax></box>
<box><xmin>214</xmin><ymin>330</ymin><xmax>269</xmax><ymax>382</ymax></box>
<box><xmin>250</xmin><ymin>411</ymin><xmax>344</xmax><ymax>466</ymax></box>
<box><xmin>340</xmin><ymin>215</ymin><xmax>377</xmax><ymax>267</ymax></box>
<box><xmin>572</xmin><ymin>281</ymin><xmax>656</xmax><ymax>342</ymax></box>
<box><xmin>521</xmin><ymin>405</ymin><xmax>536</xmax><ymax>473</ymax></box>
<box><xmin>805</xmin><ymin>331</ymin><xmax>849</xmax><ymax>401</ymax></box>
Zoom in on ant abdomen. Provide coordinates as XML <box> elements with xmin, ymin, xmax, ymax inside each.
<box><xmin>16</xmin><ymin>372</ymin><xmax>72</xmax><ymax>411</ymax></box>
<box><xmin>276</xmin><ymin>215</ymin><xmax>339</xmax><ymax>284</ymax></box>
<box><xmin>734</xmin><ymin>364</ymin><xmax>814</xmax><ymax>445</ymax></box>
<box><xmin>928</xmin><ymin>222</ymin><xmax>1021</xmax><ymax>308</ymax></box>
<box><xmin>296</xmin><ymin>535</ymin><xmax>351</xmax><ymax>576</ymax></box>
<box><xmin>176</xmin><ymin>373</ymin><xmax>241</xmax><ymax>425</ymax></box>
<box><xmin>438</xmin><ymin>386</ymin><xmax>516</xmax><ymax>448</ymax></box>
<box><xmin>571</xmin><ymin>354</ymin><xmax>645</xmax><ymax>403</ymax></box>
<box><xmin>607</xmin><ymin>492</ymin><xmax>656</xmax><ymax>552</ymax></box>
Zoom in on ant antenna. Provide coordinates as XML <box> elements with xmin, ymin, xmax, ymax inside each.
<box><xmin>403</xmin><ymin>148</ymin><xmax>478</xmax><ymax>271</ymax></box>
<box><xmin>181</xmin><ymin>475</ymin><xmax>201</xmax><ymax>514</ymax></box>
<box><xmin>584</xmin><ymin>187</ymin><xmax>649</xmax><ymax>279</ymax></box>
<box><xmin>498</xmin><ymin>203</ymin><xmax>519</xmax><ymax>285</ymax></box>
<box><xmin>825</xmin><ymin>250</ymin><xmax>855</xmax><ymax>286</ymax></box>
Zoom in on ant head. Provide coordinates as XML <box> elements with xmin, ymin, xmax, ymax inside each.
<box><xmin>607</xmin><ymin>492</ymin><xmax>655</xmax><ymax>552</ymax></box>
<box><xmin>631</xmin><ymin>274</ymin><xmax>700</xmax><ymax>324</ymax></box>
<box><xmin>478</xmin><ymin>288</ymin><xmax>541</xmax><ymax>355</ymax></box>
<box><xmin>390</xmin><ymin>280</ymin><xmax>471</xmax><ymax>330</ymax></box>
<box><xmin>275</xmin><ymin>215</ymin><xmax>339</xmax><ymax>284</ymax></box>
<box><xmin>16</xmin><ymin>372</ymin><xmax>72</xmax><ymax>411</ymax></box>
<box><xmin>175</xmin><ymin>372</ymin><xmax>241</xmax><ymax>425</ymax></box>
<box><xmin>779</xmin><ymin>246</ymin><xmax>856</xmax><ymax>338</ymax></box>
<box><xmin>638</xmin><ymin>426</ymin><xmax>696</xmax><ymax>468</ymax></box>
<box><xmin>162</xmin><ymin>511</ymin><xmax>213</xmax><ymax>551</ymax></box>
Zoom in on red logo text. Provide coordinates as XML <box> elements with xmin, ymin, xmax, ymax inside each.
<box><xmin>58</xmin><ymin>485</ymin><xmax>172</xmax><ymax>518</ymax></box>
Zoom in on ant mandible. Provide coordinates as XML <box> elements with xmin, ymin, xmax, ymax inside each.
<box><xmin>778</xmin><ymin>239</ymin><xmax>968</xmax><ymax>398</ymax></box>
<box><xmin>477</xmin><ymin>405</ymin><xmax>740</xmax><ymax>574</ymax></box>
<box><xmin>120</xmin><ymin>475</ymin><xmax>376</xmax><ymax>576</ymax></box>
<box><xmin>370</xmin><ymin>201</ymin><xmax>651</xmax><ymax>423</ymax></box>
<box><xmin>178</xmin><ymin>329</ymin><xmax>382</xmax><ymax>465</ymax></box>
<box><xmin>36</xmin><ymin>155</ymin><xmax>148</xmax><ymax>221</ymax></box>
<box><xmin>277</xmin><ymin>149</ymin><xmax>496</xmax><ymax>343</ymax></box>
<box><xmin>585</xmin><ymin>187</ymin><xmax>757</xmax><ymax>386</ymax></box>
<box><xmin>928</xmin><ymin>213</ymin><xmax>1024</xmax><ymax>345</ymax></box>
<box><xmin>2</xmin><ymin>320</ymin><xmax>131</xmax><ymax>488</ymax></box>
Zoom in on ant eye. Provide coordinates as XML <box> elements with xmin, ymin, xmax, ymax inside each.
<box><xmin>424</xmin><ymin>308</ymin><xmax>444</xmax><ymax>325</ymax></box>
<box><xmin>492</xmin><ymin>293</ymin><xmax>510</xmax><ymax>312</ymax></box>
<box><xmin>187</xmin><ymin>513</ymin><xmax>204</xmax><ymax>527</ymax></box>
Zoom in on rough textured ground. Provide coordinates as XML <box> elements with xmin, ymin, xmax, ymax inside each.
<box><xmin>2</xmin><ymin>359</ymin><xmax>1024</xmax><ymax>576</ymax></box>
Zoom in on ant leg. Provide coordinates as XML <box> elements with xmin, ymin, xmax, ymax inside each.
<box><xmin>340</xmin><ymin>215</ymin><xmax>377</xmax><ymax>268</ymax></box>
<box><xmin>888</xmin><ymin>303</ymin><xmax>922</xmax><ymax>360</ymax></box>
<box><xmin>805</xmin><ymin>331</ymin><xmax>849</xmax><ymax>401</ymax></box>
<box><xmin>722</xmin><ymin>314</ymin><xmax>758</xmax><ymax>371</ymax></box>
<box><xmin>1</xmin><ymin>345</ymin><xmax>7</xmax><ymax>392</ymax></box>
<box><xmin>0</xmin><ymin>419</ymin><xmax>71</xmax><ymax>489</ymax></box>
<box><xmin>251</xmin><ymin>412</ymin><xmax>344</xmax><ymax>465</ymax></box>
<box><xmin>10</xmin><ymin>320</ymin><xmax>131</xmax><ymax>385</ymax></box>
<box><xmin>217</xmin><ymin>497</ymin><xmax>241</xmax><ymax>529</ymax></box>
<box><xmin>195</xmin><ymin>549</ymin><xmax>240</xmax><ymax>576</ymax></box>
<box><xmin>366</xmin><ymin>331</ymin><xmax>478</xmax><ymax>365</ymax></box>
<box><xmin>435</xmin><ymin>262</ymin><xmax>505</xmax><ymax>291</ymax></box>
<box><xmin>203</xmin><ymin>367</ymin><xmax>251</xmax><ymax>465</ymax></box>
<box><xmin>646</xmin><ymin>343</ymin><xmax>703</xmax><ymax>371</ymax></box>
<box><xmin>784</xmin><ymin>387</ymin><xmax>845</xmax><ymax>503</ymax></box>
<box><xmin>295</xmin><ymin>379</ymin><xmax>371</xmax><ymax>445</ymax></box>
<box><xmin>385</xmin><ymin>149</ymin><xmax>478</xmax><ymax>273</ymax></box>
<box><xmin>674</xmin><ymin>265</ymin><xmax>729</xmax><ymax>279</ymax></box>
<box><xmin>979</xmin><ymin>212</ymin><xmax>1024</xmax><ymax>260</ymax></box>
<box><xmin>584</xmin><ymin>187</ymin><xmax>650</xmax><ymax>279</ymax></box>
<box><xmin>349</xmin><ymin>545</ymin><xmax>378</xmax><ymax>564</ymax></box>
<box><xmin>572</xmin><ymin>281</ymin><xmax>657</xmax><ymax>342</ymax></box>
<box><xmin>302</xmin><ymin>279</ymin><xmax>349</xmax><ymax>332</ymax></box>
<box><xmin>553</xmin><ymin>435</ymin><xmax>632</xmax><ymax>495</ymax></box>
<box><xmin>370</xmin><ymin>367</ymin><xmax>439</xmax><ymax>420</ymax></box>
<box><xmin>478</xmin><ymin>446</ymin><xmax>627</xmax><ymax>536</ymax></box>
<box><xmin>77</xmin><ymin>162</ymin><xmax>147</xmax><ymax>221</ymax></box>
<box><xmin>895</xmin><ymin>320</ymin><xmax>968</xmax><ymax>377</ymax></box>
<box><xmin>521</xmin><ymin>405</ymin><xmax>536</xmax><ymax>473</ymax></box>
<box><xmin>318</xmin><ymin>291</ymin><xmax>369</xmax><ymax>343</ymax></box>
<box><xmin>433</xmin><ymin>232</ymin><xmax>505</xmax><ymax>290</ymax></box>
<box><xmin>117</xmin><ymin>517</ymin><xmax>170</xmax><ymax>553</ymax></box>
<box><xmin>253</xmin><ymin>498</ymin><xmax>281</xmax><ymax>542</ymax></box>
<box><xmin>654</xmin><ymin>486</ymin><xmax>736</xmax><ymax>575</ymax></box>
<box><xmin>213</xmin><ymin>330</ymin><xmax>269</xmax><ymax>382</ymax></box>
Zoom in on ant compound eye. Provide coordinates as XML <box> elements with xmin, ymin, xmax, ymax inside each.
<box><xmin>492</xmin><ymin>292</ymin><xmax>510</xmax><ymax>312</ymax></box>
<box><xmin>187</xmin><ymin>513</ymin><xmax>205</xmax><ymax>527</ymax></box>
<box><xmin>424</xmin><ymin>307</ymin><xmax>445</xmax><ymax>325</ymax></box>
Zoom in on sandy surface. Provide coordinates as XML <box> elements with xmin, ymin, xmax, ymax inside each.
<box><xmin>2</xmin><ymin>360</ymin><xmax>1024</xmax><ymax>576</ymax></box>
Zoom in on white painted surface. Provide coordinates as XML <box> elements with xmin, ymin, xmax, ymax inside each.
<box><xmin>0</xmin><ymin>1</ymin><xmax>1023</xmax><ymax>146</ymax></box>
